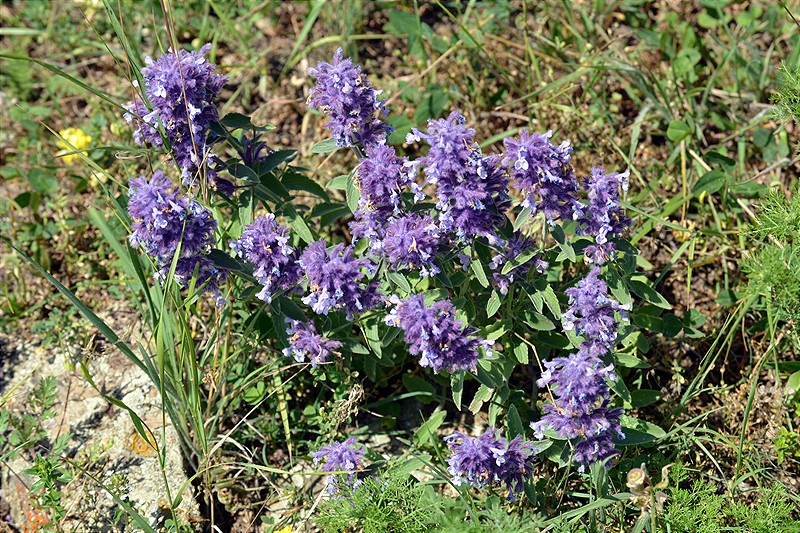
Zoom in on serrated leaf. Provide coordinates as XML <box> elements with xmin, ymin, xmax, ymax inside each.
<box><xmin>469</xmin><ymin>384</ymin><xmax>492</xmax><ymax>414</ymax></box>
<box><xmin>542</xmin><ymin>284</ymin><xmax>561</xmax><ymax>318</ymax></box>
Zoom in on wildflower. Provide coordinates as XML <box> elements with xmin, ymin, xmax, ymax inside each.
<box><xmin>124</xmin><ymin>44</ymin><xmax>228</xmax><ymax>188</ymax></box>
<box><xmin>298</xmin><ymin>240</ymin><xmax>381</xmax><ymax>318</ymax></box>
<box><xmin>531</xmin><ymin>267</ymin><xmax>627</xmax><ymax>470</ymax></box>
<box><xmin>503</xmin><ymin>130</ymin><xmax>582</xmax><ymax>224</ymax></box>
<box><xmin>312</xmin><ymin>437</ymin><xmax>366</xmax><ymax>494</ymax></box>
<box><xmin>307</xmin><ymin>49</ymin><xmax>390</xmax><ymax>148</ymax></box>
<box><xmin>578</xmin><ymin>167</ymin><xmax>630</xmax><ymax>264</ymax></box>
<box><xmin>385</xmin><ymin>294</ymin><xmax>488</xmax><ymax>374</ymax></box>
<box><xmin>283</xmin><ymin>319</ymin><xmax>341</xmax><ymax>367</ymax></box>
<box><xmin>406</xmin><ymin>112</ymin><xmax>510</xmax><ymax>241</ymax></box>
<box><xmin>488</xmin><ymin>234</ymin><xmax>548</xmax><ymax>295</ymax></box>
<box><xmin>444</xmin><ymin>428</ymin><xmax>537</xmax><ymax>497</ymax></box>
<box><xmin>349</xmin><ymin>144</ymin><xmax>411</xmax><ymax>247</ymax></box>
<box><xmin>381</xmin><ymin>214</ymin><xmax>442</xmax><ymax>277</ymax></box>
<box><xmin>127</xmin><ymin>171</ymin><xmax>226</xmax><ymax>304</ymax></box>
<box><xmin>56</xmin><ymin>127</ymin><xmax>92</xmax><ymax>164</ymax></box>
<box><xmin>230</xmin><ymin>214</ymin><xmax>301</xmax><ymax>303</ymax></box>
<box><xmin>562</xmin><ymin>267</ymin><xmax>630</xmax><ymax>358</ymax></box>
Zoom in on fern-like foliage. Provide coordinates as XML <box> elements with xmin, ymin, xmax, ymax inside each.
<box><xmin>772</xmin><ymin>62</ymin><xmax>800</xmax><ymax>124</ymax></box>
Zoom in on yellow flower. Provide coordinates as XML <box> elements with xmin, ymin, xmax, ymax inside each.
<box><xmin>274</xmin><ymin>526</ymin><xmax>294</xmax><ymax>533</ymax></box>
<box><xmin>57</xmin><ymin>127</ymin><xmax>92</xmax><ymax>164</ymax></box>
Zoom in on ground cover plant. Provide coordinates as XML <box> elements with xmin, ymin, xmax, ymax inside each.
<box><xmin>0</xmin><ymin>1</ymin><xmax>798</xmax><ymax>532</ymax></box>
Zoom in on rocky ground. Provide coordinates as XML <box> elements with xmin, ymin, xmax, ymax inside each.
<box><xmin>0</xmin><ymin>317</ymin><xmax>200</xmax><ymax>531</ymax></box>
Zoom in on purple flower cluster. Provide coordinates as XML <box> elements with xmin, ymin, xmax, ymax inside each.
<box><xmin>124</xmin><ymin>44</ymin><xmax>228</xmax><ymax>189</ymax></box>
<box><xmin>127</xmin><ymin>171</ymin><xmax>225</xmax><ymax>304</ymax></box>
<box><xmin>444</xmin><ymin>428</ymin><xmax>537</xmax><ymax>497</ymax></box>
<box><xmin>229</xmin><ymin>214</ymin><xmax>300</xmax><ymax>303</ymax></box>
<box><xmin>307</xmin><ymin>48</ymin><xmax>390</xmax><ymax>148</ymax></box>
<box><xmin>489</xmin><ymin>234</ymin><xmax>548</xmax><ymax>295</ymax></box>
<box><xmin>578</xmin><ymin>167</ymin><xmax>631</xmax><ymax>264</ymax></box>
<box><xmin>503</xmin><ymin>130</ymin><xmax>581</xmax><ymax>224</ymax></box>
<box><xmin>381</xmin><ymin>214</ymin><xmax>441</xmax><ymax>277</ymax></box>
<box><xmin>298</xmin><ymin>240</ymin><xmax>381</xmax><ymax>318</ymax></box>
<box><xmin>531</xmin><ymin>267</ymin><xmax>628</xmax><ymax>471</ymax></box>
<box><xmin>283</xmin><ymin>319</ymin><xmax>341</xmax><ymax>367</ymax></box>
<box><xmin>349</xmin><ymin>144</ymin><xmax>410</xmax><ymax>246</ymax></box>
<box><xmin>312</xmin><ymin>437</ymin><xmax>366</xmax><ymax>494</ymax></box>
<box><xmin>407</xmin><ymin>112</ymin><xmax>509</xmax><ymax>241</ymax></box>
<box><xmin>385</xmin><ymin>294</ymin><xmax>488</xmax><ymax>374</ymax></box>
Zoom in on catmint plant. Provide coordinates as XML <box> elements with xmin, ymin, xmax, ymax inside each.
<box><xmin>124</xmin><ymin>44</ymin><xmax>230</xmax><ymax>192</ymax></box>
<box><xmin>312</xmin><ymin>438</ymin><xmax>367</xmax><ymax>495</ymax></box>
<box><xmin>445</xmin><ymin>428</ymin><xmax>537</xmax><ymax>497</ymax></box>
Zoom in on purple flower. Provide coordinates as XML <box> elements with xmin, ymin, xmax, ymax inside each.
<box><xmin>444</xmin><ymin>428</ymin><xmax>537</xmax><ymax>497</ymax></box>
<box><xmin>125</xmin><ymin>44</ymin><xmax>227</xmax><ymax>188</ymax></box>
<box><xmin>312</xmin><ymin>437</ymin><xmax>366</xmax><ymax>494</ymax></box>
<box><xmin>502</xmin><ymin>130</ymin><xmax>582</xmax><ymax>224</ymax></box>
<box><xmin>127</xmin><ymin>171</ymin><xmax>225</xmax><ymax>304</ymax></box>
<box><xmin>307</xmin><ymin>49</ymin><xmax>390</xmax><ymax>148</ymax></box>
<box><xmin>123</xmin><ymin>99</ymin><xmax>162</xmax><ymax>147</ymax></box>
<box><xmin>562</xmin><ymin>267</ymin><xmax>629</xmax><ymax>358</ymax></box>
<box><xmin>298</xmin><ymin>240</ymin><xmax>381</xmax><ymax>318</ymax></box>
<box><xmin>385</xmin><ymin>294</ymin><xmax>488</xmax><ymax>374</ymax></box>
<box><xmin>531</xmin><ymin>267</ymin><xmax>628</xmax><ymax>471</ymax></box>
<box><xmin>237</xmin><ymin>135</ymin><xmax>270</xmax><ymax>168</ymax></box>
<box><xmin>488</xmin><ymin>234</ymin><xmax>548</xmax><ymax>295</ymax></box>
<box><xmin>381</xmin><ymin>214</ymin><xmax>441</xmax><ymax>277</ymax></box>
<box><xmin>283</xmin><ymin>319</ymin><xmax>342</xmax><ymax>367</ymax></box>
<box><xmin>349</xmin><ymin>144</ymin><xmax>411</xmax><ymax>247</ymax></box>
<box><xmin>406</xmin><ymin>112</ymin><xmax>510</xmax><ymax>241</ymax></box>
<box><xmin>230</xmin><ymin>214</ymin><xmax>301</xmax><ymax>303</ymax></box>
<box><xmin>578</xmin><ymin>167</ymin><xmax>630</xmax><ymax>265</ymax></box>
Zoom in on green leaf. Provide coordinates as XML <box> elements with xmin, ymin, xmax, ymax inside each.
<box><xmin>326</xmin><ymin>174</ymin><xmax>349</xmax><ymax>190</ymax></box>
<box><xmin>285</xmin><ymin>208</ymin><xmax>314</xmax><ymax>244</ymax></box>
<box><xmin>387</xmin><ymin>271</ymin><xmax>411</xmax><ymax>294</ymax></box>
<box><xmin>629</xmin><ymin>389</ymin><xmax>663</xmax><ymax>408</ymax></box>
<box><xmin>259</xmin><ymin>149</ymin><xmax>298</xmax><ymax>174</ymax></box>
<box><xmin>384</xmin><ymin>10</ymin><xmax>420</xmax><ymax>35</ymax></box>
<box><xmin>468</xmin><ymin>384</ymin><xmax>492</xmax><ymax>414</ymax></box>
<box><xmin>542</xmin><ymin>285</ymin><xmax>561</xmax><ymax>318</ymax></box>
<box><xmin>486</xmin><ymin>290</ymin><xmax>502</xmax><ymax>318</ymax></box>
<box><xmin>310</xmin><ymin>138</ymin><xmax>341</xmax><ymax>154</ymax></box>
<box><xmin>451</xmin><ymin>372</ymin><xmax>464</xmax><ymax>410</ymax></box>
<box><xmin>615</xmin><ymin>352</ymin><xmax>651</xmax><ymax>369</ymax></box>
<box><xmin>282</xmin><ymin>172</ymin><xmax>328</xmax><ymax>200</ymax></box>
<box><xmin>506</xmin><ymin>404</ymin><xmax>524</xmax><ymax>439</ymax></box>
<box><xmin>207</xmin><ymin>249</ymin><xmax>245</xmax><ymax>272</ymax></box>
<box><xmin>694</xmin><ymin>170</ymin><xmax>726</xmax><ymax>196</ymax></box>
<box><xmin>26</xmin><ymin>168</ymin><xmax>58</xmax><ymax>194</ymax></box>
<box><xmin>218</xmin><ymin>112</ymin><xmax>252</xmax><ymax>129</ymax></box>
<box><xmin>501</xmin><ymin>247</ymin><xmax>536</xmax><ymax>275</ymax></box>
<box><xmin>667</xmin><ymin>119</ymin><xmax>692</xmax><ymax>142</ymax></box>
<box><xmin>470</xmin><ymin>259</ymin><xmax>489</xmax><ymax>288</ymax></box>
<box><xmin>786</xmin><ymin>370</ymin><xmax>800</xmax><ymax>397</ymax></box>
<box><xmin>346</xmin><ymin>173</ymin><xmax>360</xmax><ymax>213</ymax></box>
<box><xmin>513</xmin><ymin>343</ymin><xmax>529</xmax><ymax>364</ymax></box>
<box><xmin>228</xmin><ymin>163</ymin><xmax>260</xmax><ymax>183</ymax></box>
<box><xmin>413</xmin><ymin>409</ymin><xmax>446</xmax><ymax>447</ymax></box>
<box><xmin>629</xmin><ymin>279</ymin><xmax>670</xmax><ymax>309</ymax></box>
